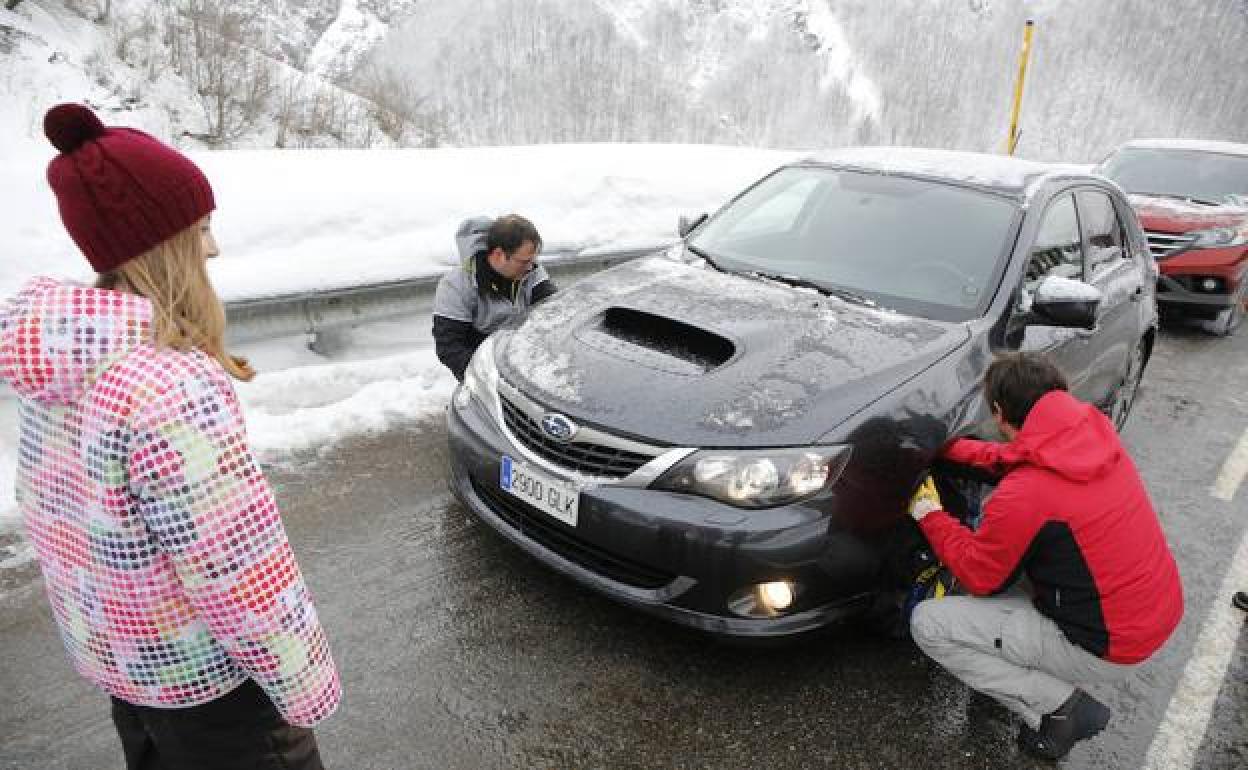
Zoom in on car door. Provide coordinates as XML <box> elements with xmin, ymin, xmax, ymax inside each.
<box><xmin>1075</xmin><ymin>188</ymin><xmax>1141</xmax><ymax>406</ymax></box>
<box><xmin>1010</xmin><ymin>192</ymin><xmax>1101</xmax><ymax>404</ymax></box>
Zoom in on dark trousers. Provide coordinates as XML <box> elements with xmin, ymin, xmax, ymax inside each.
<box><xmin>110</xmin><ymin>679</ymin><xmax>325</xmax><ymax>770</ymax></box>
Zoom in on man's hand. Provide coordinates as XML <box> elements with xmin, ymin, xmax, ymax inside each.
<box><xmin>909</xmin><ymin>475</ymin><xmax>943</xmax><ymax>522</ymax></box>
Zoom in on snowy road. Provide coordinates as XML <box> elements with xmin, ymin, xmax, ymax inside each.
<box><xmin>1</xmin><ymin>322</ymin><xmax>1246</xmax><ymax>769</ymax></box>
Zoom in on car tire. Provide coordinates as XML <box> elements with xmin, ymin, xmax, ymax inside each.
<box><xmin>1111</xmin><ymin>341</ymin><xmax>1148</xmax><ymax>431</ymax></box>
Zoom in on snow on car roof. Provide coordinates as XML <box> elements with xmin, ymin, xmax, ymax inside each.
<box><xmin>1120</xmin><ymin>139</ymin><xmax>1248</xmax><ymax>158</ymax></box>
<box><xmin>800</xmin><ymin>146</ymin><xmax>1086</xmax><ymax>193</ymax></box>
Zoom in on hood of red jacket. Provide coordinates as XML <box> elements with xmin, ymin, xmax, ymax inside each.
<box><xmin>1010</xmin><ymin>390</ymin><xmax>1121</xmax><ymax>482</ymax></box>
<box><xmin>0</xmin><ymin>277</ymin><xmax>153</xmax><ymax>406</ymax></box>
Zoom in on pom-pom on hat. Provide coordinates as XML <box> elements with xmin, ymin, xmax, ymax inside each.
<box><xmin>43</xmin><ymin>103</ymin><xmax>215</xmax><ymax>273</ymax></box>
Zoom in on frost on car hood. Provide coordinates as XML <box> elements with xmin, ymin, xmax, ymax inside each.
<box><xmin>1128</xmin><ymin>194</ymin><xmax>1248</xmax><ymax>231</ymax></box>
<box><xmin>497</xmin><ymin>257</ymin><xmax>970</xmax><ymax>447</ymax></box>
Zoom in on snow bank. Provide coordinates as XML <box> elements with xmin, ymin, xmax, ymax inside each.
<box><xmin>2</xmin><ymin>142</ymin><xmax>794</xmax><ymax>301</ymax></box>
<box><xmin>238</xmin><ymin>348</ymin><xmax>457</xmax><ymax>463</ymax></box>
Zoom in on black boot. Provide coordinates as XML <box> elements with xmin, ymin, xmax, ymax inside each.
<box><xmin>1017</xmin><ymin>689</ymin><xmax>1111</xmax><ymax>760</ymax></box>
<box><xmin>1234</xmin><ymin>592</ymin><xmax>1248</xmax><ymax>612</ymax></box>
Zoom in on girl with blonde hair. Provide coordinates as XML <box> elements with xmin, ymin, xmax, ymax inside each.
<box><xmin>0</xmin><ymin>104</ymin><xmax>340</xmax><ymax>769</ymax></box>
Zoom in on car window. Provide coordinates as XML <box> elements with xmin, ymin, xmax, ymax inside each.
<box><xmin>688</xmin><ymin>167</ymin><xmax>1020</xmax><ymax>322</ymax></box>
<box><xmin>1023</xmin><ymin>194</ymin><xmax>1083</xmax><ymax>299</ymax></box>
<box><xmin>1077</xmin><ymin>191</ymin><xmax>1127</xmax><ymax>277</ymax></box>
<box><xmin>716</xmin><ymin>175</ymin><xmax>821</xmax><ymax>240</ymax></box>
<box><xmin>1100</xmin><ymin>148</ymin><xmax>1248</xmax><ymax>205</ymax></box>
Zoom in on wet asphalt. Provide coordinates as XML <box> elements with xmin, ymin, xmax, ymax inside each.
<box><xmin>2</xmin><ymin>321</ymin><xmax>1247</xmax><ymax>770</ymax></box>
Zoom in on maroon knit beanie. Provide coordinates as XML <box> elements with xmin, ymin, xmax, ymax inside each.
<box><xmin>44</xmin><ymin>103</ymin><xmax>215</xmax><ymax>273</ymax></box>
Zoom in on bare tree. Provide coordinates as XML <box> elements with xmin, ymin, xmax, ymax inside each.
<box><xmin>352</xmin><ymin>60</ymin><xmax>430</xmax><ymax>144</ymax></box>
<box><xmin>170</xmin><ymin>0</ymin><xmax>276</xmax><ymax>143</ymax></box>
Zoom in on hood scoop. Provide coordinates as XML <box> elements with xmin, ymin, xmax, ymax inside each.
<box><xmin>574</xmin><ymin>307</ymin><xmax>736</xmax><ymax>376</ymax></box>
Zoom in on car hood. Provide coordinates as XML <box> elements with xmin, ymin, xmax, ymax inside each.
<box><xmin>1128</xmin><ymin>194</ymin><xmax>1248</xmax><ymax>233</ymax></box>
<box><xmin>495</xmin><ymin>257</ymin><xmax>970</xmax><ymax>448</ymax></box>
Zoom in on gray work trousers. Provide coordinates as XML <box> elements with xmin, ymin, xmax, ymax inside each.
<box><xmin>910</xmin><ymin>596</ymin><xmax>1137</xmax><ymax>729</ymax></box>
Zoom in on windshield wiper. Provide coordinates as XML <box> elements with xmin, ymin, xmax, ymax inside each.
<box><xmin>749</xmin><ymin>271</ymin><xmax>876</xmax><ymax>306</ymax></box>
<box><xmin>1132</xmin><ymin>191</ymin><xmax>1223</xmax><ymax>207</ymax></box>
<box><xmin>685</xmin><ymin>243</ymin><xmax>723</xmax><ymax>271</ymax></box>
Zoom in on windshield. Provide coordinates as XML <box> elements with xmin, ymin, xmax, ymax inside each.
<box><xmin>688</xmin><ymin>166</ymin><xmax>1020</xmax><ymax>321</ymax></box>
<box><xmin>1100</xmin><ymin>148</ymin><xmax>1248</xmax><ymax>206</ymax></box>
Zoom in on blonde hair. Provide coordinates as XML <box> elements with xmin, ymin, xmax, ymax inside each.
<box><xmin>95</xmin><ymin>226</ymin><xmax>254</xmax><ymax>382</ymax></box>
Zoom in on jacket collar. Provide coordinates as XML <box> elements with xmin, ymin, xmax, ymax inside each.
<box><xmin>473</xmin><ymin>250</ymin><xmax>520</xmax><ymax>301</ymax></box>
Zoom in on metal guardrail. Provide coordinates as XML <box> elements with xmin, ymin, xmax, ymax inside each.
<box><xmin>0</xmin><ymin>244</ymin><xmax>668</xmax><ymax>400</ymax></box>
<box><xmin>223</xmin><ymin>245</ymin><xmax>666</xmax><ymax>345</ymax></box>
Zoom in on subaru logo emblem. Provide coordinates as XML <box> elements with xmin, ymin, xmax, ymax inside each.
<box><xmin>541</xmin><ymin>413</ymin><xmax>578</xmax><ymax>443</ymax></box>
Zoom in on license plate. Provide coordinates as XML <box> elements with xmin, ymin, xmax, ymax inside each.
<box><xmin>499</xmin><ymin>456</ymin><xmax>579</xmax><ymax>527</ymax></box>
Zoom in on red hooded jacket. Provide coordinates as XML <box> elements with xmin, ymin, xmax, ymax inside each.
<box><xmin>920</xmin><ymin>390</ymin><xmax>1183</xmax><ymax>664</ymax></box>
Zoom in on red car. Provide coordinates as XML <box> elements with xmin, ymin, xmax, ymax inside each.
<box><xmin>1098</xmin><ymin>140</ymin><xmax>1248</xmax><ymax>335</ymax></box>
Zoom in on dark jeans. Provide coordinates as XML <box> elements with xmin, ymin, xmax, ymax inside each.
<box><xmin>110</xmin><ymin>680</ymin><xmax>325</xmax><ymax>770</ymax></box>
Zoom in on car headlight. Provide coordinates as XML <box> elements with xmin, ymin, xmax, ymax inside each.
<box><xmin>653</xmin><ymin>446</ymin><xmax>852</xmax><ymax>509</ymax></box>
<box><xmin>456</xmin><ymin>335</ymin><xmax>499</xmax><ymax>410</ymax></box>
<box><xmin>1189</xmin><ymin>224</ymin><xmax>1248</xmax><ymax>249</ymax></box>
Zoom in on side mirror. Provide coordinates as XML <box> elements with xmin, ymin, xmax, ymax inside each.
<box><xmin>677</xmin><ymin>212</ymin><xmax>708</xmax><ymax>238</ymax></box>
<box><xmin>1028</xmin><ymin>276</ymin><xmax>1102</xmax><ymax>330</ymax></box>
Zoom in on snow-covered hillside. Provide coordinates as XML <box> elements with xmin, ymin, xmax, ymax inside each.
<box><xmin>364</xmin><ymin>0</ymin><xmax>1248</xmax><ymax>159</ymax></box>
<box><xmin>0</xmin><ymin>0</ymin><xmax>407</xmax><ymax>153</ymax></box>
<box><xmin>591</xmin><ymin>0</ymin><xmax>881</xmax><ymax>120</ymax></box>
<box><xmin>4</xmin><ymin>1</ymin><xmax>1246</xmax><ymax>158</ymax></box>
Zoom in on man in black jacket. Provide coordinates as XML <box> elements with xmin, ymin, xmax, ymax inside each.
<box><xmin>432</xmin><ymin>215</ymin><xmax>557</xmax><ymax>380</ymax></box>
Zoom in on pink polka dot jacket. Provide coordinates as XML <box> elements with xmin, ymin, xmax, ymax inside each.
<box><xmin>0</xmin><ymin>277</ymin><xmax>340</xmax><ymax>727</ymax></box>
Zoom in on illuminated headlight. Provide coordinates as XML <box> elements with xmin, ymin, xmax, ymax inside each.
<box><xmin>728</xmin><ymin>580</ymin><xmax>800</xmax><ymax>618</ymax></box>
<box><xmin>1189</xmin><ymin>224</ymin><xmax>1248</xmax><ymax>249</ymax></box>
<box><xmin>759</xmin><ymin>581</ymin><xmax>794</xmax><ymax>611</ymax></box>
<box><xmin>653</xmin><ymin>446</ymin><xmax>851</xmax><ymax>508</ymax></box>
<box><xmin>1200</xmin><ymin>277</ymin><xmax>1223</xmax><ymax>293</ymax></box>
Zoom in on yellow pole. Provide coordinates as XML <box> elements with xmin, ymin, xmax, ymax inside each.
<box><xmin>1007</xmin><ymin>19</ymin><xmax>1035</xmax><ymax>156</ymax></box>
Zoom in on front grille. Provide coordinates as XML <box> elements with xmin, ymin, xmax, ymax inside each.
<box><xmin>472</xmin><ymin>478</ymin><xmax>676</xmax><ymax>589</ymax></box>
<box><xmin>500</xmin><ymin>395</ymin><xmax>655</xmax><ymax>479</ymax></box>
<box><xmin>1145</xmin><ymin>229</ymin><xmax>1196</xmax><ymax>260</ymax></box>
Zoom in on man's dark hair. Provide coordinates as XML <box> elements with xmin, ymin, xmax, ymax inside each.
<box><xmin>486</xmin><ymin>214</ymin><xmax>542</xmax><ymax>257</ymax></box>
<box><xmin>983</xmin><ymin>352</ymin><xmax>1069</xmax><ymax>428</ymax></box>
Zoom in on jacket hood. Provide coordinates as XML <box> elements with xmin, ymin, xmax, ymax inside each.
<box><xmin>1011</xmin><ymin>390</ymin><xmax>1121</xmax><ymax>482</ymax></box>
<box><xmin>455</xmin><ymin>216</ymin><xmax>494</xmax><ymax>261</ymax></box>
<box><xmin>0</xmin><ymin>277</ymin><xmax>153</xmax><ymax>406</ymax></box>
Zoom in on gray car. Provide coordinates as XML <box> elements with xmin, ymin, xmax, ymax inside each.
<box><xmin>445</xmin><ymin>148</ymin><xmax>1158</xmax><ymax>638</ymax></box>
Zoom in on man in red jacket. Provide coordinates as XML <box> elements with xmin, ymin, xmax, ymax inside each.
<box><xmin>908</xmin><ymin>353</ymin><xmax>1183</xmax><ymax>761</ymax></box>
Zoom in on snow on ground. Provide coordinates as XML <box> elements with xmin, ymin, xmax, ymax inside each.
<box><xmin>2</xmin><ymin>142</ymin><xmax>795</xmax><ymax>301</ymax></box>
<box><xmin>239</xmin><ymin>347</ymin><xmax>456</xmax><ymax>465</ymax></box>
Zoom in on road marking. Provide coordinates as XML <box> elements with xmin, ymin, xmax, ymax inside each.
<box><xmin>1212</xmin><ymin>428</ymin><xmax>1248</xmax><ymax>501</ymax></box>
<box><xmin>1143</xmin><ymin>427</ymin><xmax>1248</xmax><ymax>770</ymax></box>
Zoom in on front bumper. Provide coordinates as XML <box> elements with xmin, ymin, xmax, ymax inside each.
<box><xmin>1156</xmin><ymin>246</ymin><xmax>1248</xmax><ymax>312</ymax></box>
<box><xmin>445</xmin><ymin>388</ymin><xmax>878</xmax><ymax>638</ymax></box>
<box><xmin>1156</xmin><ymin>274</ymin><xmax>1240</xmax><ymax>310</ymax></box>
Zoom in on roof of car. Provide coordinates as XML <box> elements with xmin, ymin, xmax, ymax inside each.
<box><xmin>799</xmin><ymin>146</ymin><xmax>1093</xmax><ymax>197</ymax></box>
<box><xmin>1118</xmin><ymin>139</ymin><xmax>1248</xmax><ymax>158</ymax></box>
